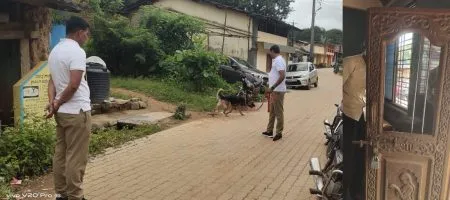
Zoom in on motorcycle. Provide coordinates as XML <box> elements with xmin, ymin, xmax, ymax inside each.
<box><xmin>309</xmin><ymin>102</ymin><xmax>344</xmax><ymax>200</ymax></box>
<box><xmin>238</xmin><ymin>74</ymin><xmax>266</xmax><ymax>111</ymax></box>
<box><xmin>324</xmin><ymin>103</ymin><xmax>343</xmax><ymax>148</ymax></box>
<box><xmin>333</xmin><ymin>64</ymin><xmax>340</xmax><ymax>74</ymax></box>
<box><xmin>309</xmin><ymin>150</ymin><xmax>343</xmax><ymax>200</ymax></box>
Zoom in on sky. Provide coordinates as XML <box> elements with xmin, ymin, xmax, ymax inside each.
<box><xmin>285</xmin><ymin>0</ymin><xmax>343</xmax><ymax>30</ymax></box>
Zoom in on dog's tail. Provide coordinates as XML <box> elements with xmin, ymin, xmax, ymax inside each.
<box><xmin>217</xmin><ymin>88</ymin><xmax>224</xmax><ymax>100</ymax></box>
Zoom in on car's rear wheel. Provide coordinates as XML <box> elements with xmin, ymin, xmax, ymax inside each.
<box><xmin>314</xmin><ymin>78</ymin><xmax>318</xmax><ymax>87</ymax></box>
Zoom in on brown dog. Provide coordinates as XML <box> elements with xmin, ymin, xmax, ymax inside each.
<box><xmin>214</xmin><ymin>89</ymin><xmax>255</xmax><ymax>116</ymax></box>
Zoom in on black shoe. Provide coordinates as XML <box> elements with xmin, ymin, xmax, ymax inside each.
<box><xmin>262</xmin><ymin>131</ymin><xmax>273</xmax><ymax>138</ymax></box>
<box><xmin>273</xmin><ymin>133</ymin><xmax>282</xmax><ymax>141</ymax></box>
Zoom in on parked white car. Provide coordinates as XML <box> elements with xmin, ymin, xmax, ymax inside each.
<box><xmin>285</xmin><ymin>62</ymin><xmax>318</xmax><ymax>90</ymax></box>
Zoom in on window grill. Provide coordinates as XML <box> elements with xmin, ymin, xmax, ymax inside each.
<box><xmin>394</xmin><ymin>33</ymin><xmax>413</xmax><ymax>108</ymax></box>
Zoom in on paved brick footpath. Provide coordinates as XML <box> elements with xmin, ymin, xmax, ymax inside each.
<box><xmin>83</xmin><ymin>69</ymin><xmax>341</xmax><ymax>200</ymax></box>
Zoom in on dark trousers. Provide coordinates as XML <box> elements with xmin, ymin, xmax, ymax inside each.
<box><xmin>343</xmin><ymin>113</ymin><xmax>366</xmax><ymax>200</ymax></box>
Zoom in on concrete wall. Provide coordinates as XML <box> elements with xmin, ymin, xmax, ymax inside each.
<box><xmin>256</xmin><ymin>42</ymin><xmax>288</xmax><ymax>72</ymax></box>
<box><xmin>256</xmin><ymin>42</ymin><xmax>267</xmax><ymax>72</ymax></box>
<box><xmin>257</xmin><ymin>31</ymin><xmax>287</xmax><ymax>45</ymax></box>
<box><xmin>255</xmin><ymin>31</ymin><xmax>289</xmax><ymax>72</ymax></box>
<box><xmin>153</xmin><ymin>0</ymin><xmax>252</xmax><ymax>60</ymax></box>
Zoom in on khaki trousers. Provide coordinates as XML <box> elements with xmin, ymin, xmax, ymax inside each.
<box><xmin>54</xmin><ymin>111</ymin><xmax>91</xmax><ymax>200</ymax></box>
<box><xmin>267</xmin><ymin>92</ymin><xmax>285</xmax><ymax>134</ymax></box>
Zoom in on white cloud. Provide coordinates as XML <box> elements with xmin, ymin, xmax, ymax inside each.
<box><xmin>285</xmin><ymin>0</ymin><xmax>343</xmax><ymax>30</ymax></box>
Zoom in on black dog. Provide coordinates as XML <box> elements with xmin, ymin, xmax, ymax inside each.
<box><xmin>215</xmin><ymin>89</ymin><xmax>255</xmax><ymax>116</ymax></box>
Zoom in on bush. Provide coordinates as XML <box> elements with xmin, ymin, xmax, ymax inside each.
<box><xmin>137</xmin><ymin>6</ymin><xmax>205</xmax><ymax>55</ymax></box>
<box><xmin>160</xmin><ymin>48</ymin><xmax>228</xmax><ymax>92</ymax></box>
<box><xmin>173</xmin><ymin>104</ymin><xmax>190</xmax><ymax>120</ymax></box>
<box><xmin>0</xmin><ymin>183</ymin><xmax>13</xmax><ymax>200</ymax></box>
<box><xmin>86</xmin><ymin>6</ymin><xmax>207</xmax><ymax>77</ymax></box>
<box><xmin>0</xmin><ymin>117</ymin><xmax>56</xmax><ymax>182</ymax></box>
<box><xmin>86</xmin><ymin>14</ymin><xmax>164</xmax><ymax>77</ymax></box>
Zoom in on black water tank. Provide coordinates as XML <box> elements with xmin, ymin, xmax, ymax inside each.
<box><xmin>86</xmin><ymin>56</ymin><xmax>110</xmax><ymax>104</ymax></box>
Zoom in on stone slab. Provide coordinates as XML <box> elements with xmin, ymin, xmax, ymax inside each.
<box><xmin>117</xmin><ymin>112</ymin><xmax>173</xmax><ymax>127</ymax></box>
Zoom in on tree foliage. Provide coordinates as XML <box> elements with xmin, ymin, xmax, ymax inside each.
<box><xmin>159</xmin><ymin>40</ymin><xmax>228</xmax><ymax>92</ymax></box>
<box><xmin>324</xmin><ymin>29</ymin><xmax>343</xmax><ymax>45</ymax></box>
<box><xmin>137</xmin><ymin>6</ymin><xmax>205</xmax><ymax>55</ymax></box>
<box><xmin>295</xmin><ymin>26</ymin><xmax>342</xmax><ymax>45</ymax></box>
<box><xmin>85</xmin><ymin>14</ymin><xmax>164</xmax><ymax>77</ymax></box>
<box><xmin>295</xmin><ymin>26</ymin><xmax>326</xmax><ymax>43</ymax></box>
<box><xmin>85</xmin><ymin>5</ymin><xmax>226</xmax><ymax>85</ymax></box>
<box><xmin>209</xmin><ymin>0</ymin><xmax>294</xmax><ymax>20</ymax></box>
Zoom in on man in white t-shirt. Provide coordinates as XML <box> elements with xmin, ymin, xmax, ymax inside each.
<box><xmin>262</xmin><ymin>45</ymin><xmax>287</xmax><ymax>141</ymax></box>
<box><xmin>46</xmin><ymin>16</ymin><xmax>91</xmax><ymax>200</ymax></box>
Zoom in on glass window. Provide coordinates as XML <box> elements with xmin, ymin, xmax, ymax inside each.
<box><xmin>383</xmin><ymin>33</ymin><xmax>441</xmax><ymax>135</ymax></box>
<box><xmin>394</xmin><ymin>33</ymin><xmax>413</xmax><ymax>109</ymax></box>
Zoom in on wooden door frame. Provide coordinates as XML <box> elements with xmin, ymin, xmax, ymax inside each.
<box><xmin>366</xmin><ymin>7</ymin><xmax>450</xmax><ymax>200</ymax></box>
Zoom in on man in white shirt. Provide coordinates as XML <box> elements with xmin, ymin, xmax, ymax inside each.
<box><xmin>46</xmin><ymin>16</ymin><xmax>91</xmax><ymax>200</ymax></box>
<box><xmin>262</xmin><ymin>45</ymin><xmax>287</xmax><ymax>141</ymax></box>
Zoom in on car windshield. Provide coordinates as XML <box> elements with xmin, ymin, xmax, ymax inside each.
<box><xmin>233</xmin><ymin>57</ymin><xmax>252</xmax><ymax>68</ymax></box>
<box><xmin>287</xmin><ymin>63</ymin><xmax>309</xmax><ymax>72</ymax></box>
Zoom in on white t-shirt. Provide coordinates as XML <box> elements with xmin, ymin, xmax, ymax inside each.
<box><xmin>269</xmin><ymin>55</ymin><xmax>287</xmax><ymax>92</ymax></box>
<box><xmin>48</xmin><ymin>38</ymin><xmax>91</xmax><ymax>114</ymax></box>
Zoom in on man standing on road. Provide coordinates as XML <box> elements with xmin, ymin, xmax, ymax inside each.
<box><xmin>46</xmin><ymin>16</ymin><xmax>91</xmax><ymax>200</ymax></box>
<box><xmin>262</xmin><ymin>45</ymin><xmax>287</xmax><ymax>142</ymax></box>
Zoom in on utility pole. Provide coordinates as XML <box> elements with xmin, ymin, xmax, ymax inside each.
<box><xmin>309</xmin><ymin>0</ymin><xmax>320</xmax><ymax>63</ymax></box>
<box><xmin>290</xmin><ymin>21</ymin><xmax>297</xmax><ymax>46</ymax></box>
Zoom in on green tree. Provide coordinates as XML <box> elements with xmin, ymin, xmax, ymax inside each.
<box><xmin>294</xmin><ymin>27</ymin><xmax>342</xmax><ymax>45</ymax></box>
<box><xmin>295</xmin><ymin>26</ymin><xmax>326</xmax><ymax>43</ymax></box>
<box><xmin>76</xmin><ymin>0</ymin><xmax>124</xmax><ymax>15</ymax></box>
<box><xmin>324</xmin><ymin>29</ymin><xmax>343</xmax><ymax>45</ymax></box>
<box><xmin>210</xmin><ymin>0</ymin><xmax>294</xmax><ymax>20</ymax></box>
<box><xmin>137</xmin><ymin>6</ymin><xmax>205</xmax><ymax>55</ymax></box>
<box><xmin>85</xmin><ymin>14</ymin><xmax>164</xmax><ymax>77</ymax></box>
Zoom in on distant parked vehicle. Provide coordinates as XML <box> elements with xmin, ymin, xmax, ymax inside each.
<box><xmin>285</xmin><ymin>62</ymin><xmax>318</xmax><ymax>90</ymax></box>
<box><xmin>219</xmin><ymin>56</ymin><xmax>268</xmax><ymax>86</ymax></box>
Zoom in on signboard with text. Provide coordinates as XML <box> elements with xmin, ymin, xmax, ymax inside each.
<box><xmin>13</xmin><ymin>62</ymin><xmax>50</xmax><ymax>126</ymax></box>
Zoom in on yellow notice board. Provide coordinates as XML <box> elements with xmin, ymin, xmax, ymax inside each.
<box><xmin>13</xmin><ymin>62</ymin><xmax>50</xmax><ymax>126</ymax></box>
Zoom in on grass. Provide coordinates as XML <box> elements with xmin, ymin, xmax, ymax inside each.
<box><xmin>110</xmin><ymin>91</ymin><xmax>135</xmax><ymax>100</ymax></box>
<box><xmin>0</xmin><ymin>183</ymin><xmax>13</xmax><ymax>200</ymax></box>
<box><xmin>111</xmin><ymin>77</ymin><xmax>222</xmax><ymax>111</ymax></box>
<box><xmin>89</xmin><ymin>124</ymin><xmax>161</xmax><ymax>156</ymax></box>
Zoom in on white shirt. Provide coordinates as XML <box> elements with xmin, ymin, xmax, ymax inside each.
<box><xmin>269</xmin><ymin>55</ymin><xmax>287</xmax><ymax>92</ymax></box>
<box><xmin>48</xmin><ymin>38</ymin><xmax>91</xmax><ymax>114</ymax></box>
